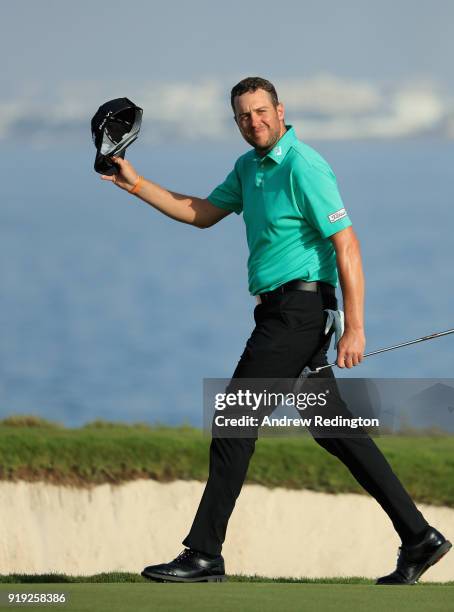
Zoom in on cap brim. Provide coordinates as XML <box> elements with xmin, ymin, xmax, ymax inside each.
<box><xmin>94</xmin><ymin>150</ymin><xmax>125</xmax><ymax>175</ymax></box>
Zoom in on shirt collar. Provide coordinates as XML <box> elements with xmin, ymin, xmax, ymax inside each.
<box><xmin>257</xmin><ymin>125</ymin><xmax>296</xmax><ymax>165</ymax></box>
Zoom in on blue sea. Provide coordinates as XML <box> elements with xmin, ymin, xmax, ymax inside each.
<box><xmin>1</xmin><ymin>139</ymin><xmax>453</xmax><ymax>426</ymax></box>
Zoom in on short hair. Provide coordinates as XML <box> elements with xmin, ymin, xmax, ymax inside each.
<box><xmin>230</xmin><ymin>77</ymin><xmax>279</xmax><ymax>113</ymax></box>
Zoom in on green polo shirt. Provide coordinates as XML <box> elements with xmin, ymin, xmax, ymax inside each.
<box><xmin>207</xmin><ymin>126</ymin><xmax>352</xmax><ymax>295</ymax></box>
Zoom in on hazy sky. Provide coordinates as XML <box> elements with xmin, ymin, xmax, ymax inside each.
<box><xmin>3</xmin><ymin>0</ymin><xmax>454</xmax><ymax>90</ymax></box>
<box><xmin>2</xmin><ymin>1</ymin><xmax>454</xmax><ymax>145</ymax></box>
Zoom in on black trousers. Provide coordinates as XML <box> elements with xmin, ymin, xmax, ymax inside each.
<box><xmin>183</xmin><ymin>288</ymin><xmax>428</xmax><ymax>555</ymax></box>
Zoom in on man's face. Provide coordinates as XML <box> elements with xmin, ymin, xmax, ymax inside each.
<box><xmin>233</xmin><ymin>89</ymin><xmax>285</xmax><ymax>153</ymax></box>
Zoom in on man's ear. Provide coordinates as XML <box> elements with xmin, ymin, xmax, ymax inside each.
<box><xmin>277</xmin><ymin>102</ymin><xmax>285</xmax><ymax>122</ymax></box>
<box><xmin>233</xmin><ymin>114</ymin><xmax>238</xmax><ymax>126</ymax></box>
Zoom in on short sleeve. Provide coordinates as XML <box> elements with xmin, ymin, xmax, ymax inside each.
<box><xmin>294</xmin><ymin>162</ymin><xmax>352</xmax><ymax>237</ymax></box>
<box><xmin>207</xmin><ymin>161</ymin><xmax>243</xmax><ymax>215</ymax></box>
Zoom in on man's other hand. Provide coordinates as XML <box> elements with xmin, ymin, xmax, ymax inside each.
<box><xmin>336</xmin><ymin>328</ymin><xmax>366</xmax><ymax>368</ymax></box>
<box><xmin>101</xmin><ymin>156</ymin><xmax>139</xmax><ymax>191</ymax></box>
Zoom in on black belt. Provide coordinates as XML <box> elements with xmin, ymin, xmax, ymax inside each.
<box><xmin>258</xmin><ymin>279</ymin><xmax>335</xmax><ymax>303</ymax></box>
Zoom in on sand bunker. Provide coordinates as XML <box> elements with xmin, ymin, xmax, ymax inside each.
<box><xmin>0</xmin><ymin>480</ymin><xmax>452</xmax><ymax>581</ymax></box>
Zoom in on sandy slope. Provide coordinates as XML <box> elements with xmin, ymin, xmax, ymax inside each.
<box><xmin>0</xmin><ymin>480</ymin><xmax>452</xmax><ymax>581</ymax></box>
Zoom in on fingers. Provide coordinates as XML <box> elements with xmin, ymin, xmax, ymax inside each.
<box><xmin>337</xmin><ymin>352</ymin><xmax>346</xmax><ymax>368</ymax></box>
<box><xmin>336</xmin><ymin>331</ymin><xmax>365</xmax><ymax>369</ymax></box>
<box><xmin>100</xmin><ymin>173</ymin><xmax>118</xmax><ymax>183</ymax></box>
<box><xmin>99</xmin><ymin>156</ymin><xmax>137</xmax><ymax>189</ymax></box>
<box><xmin>336</xmin><ymin>351</ymin><xmax>362</xmax><ymax>369</ymax></box>
<box><xmin>337</xmin><ymin>356</ymin><xmax>351</xmax><ymax>369</ymax></box>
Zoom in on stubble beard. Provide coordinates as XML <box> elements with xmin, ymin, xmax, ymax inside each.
<box><xmin>243</xmin><ymin>125</ymin><xmax>283</xmax><ymax>156</ymax></box>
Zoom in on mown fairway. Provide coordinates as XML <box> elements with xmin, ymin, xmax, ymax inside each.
<box><xmin>1</xmin><ymin>582</ymin><xmax>454</xmax><ymax>612</ymax></box>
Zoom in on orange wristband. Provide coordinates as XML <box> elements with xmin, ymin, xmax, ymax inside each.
<box><xmin>129</xmin><ymin>175</ymin><xmax>144</xmax><ymax>195</ymax></box>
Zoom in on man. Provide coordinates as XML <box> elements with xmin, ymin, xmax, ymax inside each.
<box><xmin>102</xmin><ymin>77</ymin><xmax>451</xmax><ymax>584</ymax></box>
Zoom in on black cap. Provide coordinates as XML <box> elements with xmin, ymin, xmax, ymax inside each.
<box><xmin>91</xmin><ymin>97</ymin><xmax>143</xmax><ymax>175</ymax></box>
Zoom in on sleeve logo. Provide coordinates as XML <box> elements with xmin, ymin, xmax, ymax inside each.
<box><xmin>328</xmin><ymin>208</ymin><xmax>347</xmax><ymax>223</ymax></box>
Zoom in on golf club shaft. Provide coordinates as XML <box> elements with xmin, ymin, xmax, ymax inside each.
<box><xmin>311</xmin><ymin>327</ymin><xmax>454</xmax><ymax>374</ymax></box>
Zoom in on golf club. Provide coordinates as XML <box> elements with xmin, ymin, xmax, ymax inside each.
<box><xmin>302</xmin><ymin>327</ymin><xmax>454</xmax><ymax>376</ymax></box>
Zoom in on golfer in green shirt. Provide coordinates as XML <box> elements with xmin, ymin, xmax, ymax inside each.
<box><xmin>102</xmin><ymin>76</ymin><xmax>450</xmax><ymax>585</ymax></box>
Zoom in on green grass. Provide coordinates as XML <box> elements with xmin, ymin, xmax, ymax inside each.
<box><xmin>0</xmin><ymin>416</ymin><xmax>453</xmax><ymax>506</ymax></box>
<box><xmin>0</xmin><ymin>581</ymin><xmax>453</xmax><ymax>612</ymax></box>
<box><xmin>0</xmin><ymin>572</ymin><xmax>453</xmax><ymax>585</ymax></box>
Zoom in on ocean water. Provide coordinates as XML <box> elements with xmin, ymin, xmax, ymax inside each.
<box><xmin>1</xmin><ymin>139</ymin><xmax>453</xmax><ymax>426</ymax></box>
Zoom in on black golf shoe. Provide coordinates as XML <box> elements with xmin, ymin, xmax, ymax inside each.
<box><xmin>141</xmin><ymin>548</ymin><xmax>226</xmax><ymax>583</ymax></box>
<box><xmin>376</xmin><ymin>527</ymin><xmax>452</xmax><ymax>585</ymax></box>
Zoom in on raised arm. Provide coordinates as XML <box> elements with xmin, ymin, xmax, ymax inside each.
<box><xmin>330</xmin><ymin>226</ymin><xmax>366</xmax><ymax>368</ymax></box>
<box><xmin>101</xmin><ymin>156</ymin><xmax>232</xmax><ymax>229</ymax></box>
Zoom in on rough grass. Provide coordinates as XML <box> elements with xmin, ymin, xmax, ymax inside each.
<box><xmin>0</xmin><ymin>416</ymin><xmax>453</xmax><ymax>507</ymax></box>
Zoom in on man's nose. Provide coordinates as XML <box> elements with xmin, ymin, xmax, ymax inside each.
<box><xmin>250</xmin><ymin>112</ymin><xmax>261</xmax><ymax>128</ymax></box>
